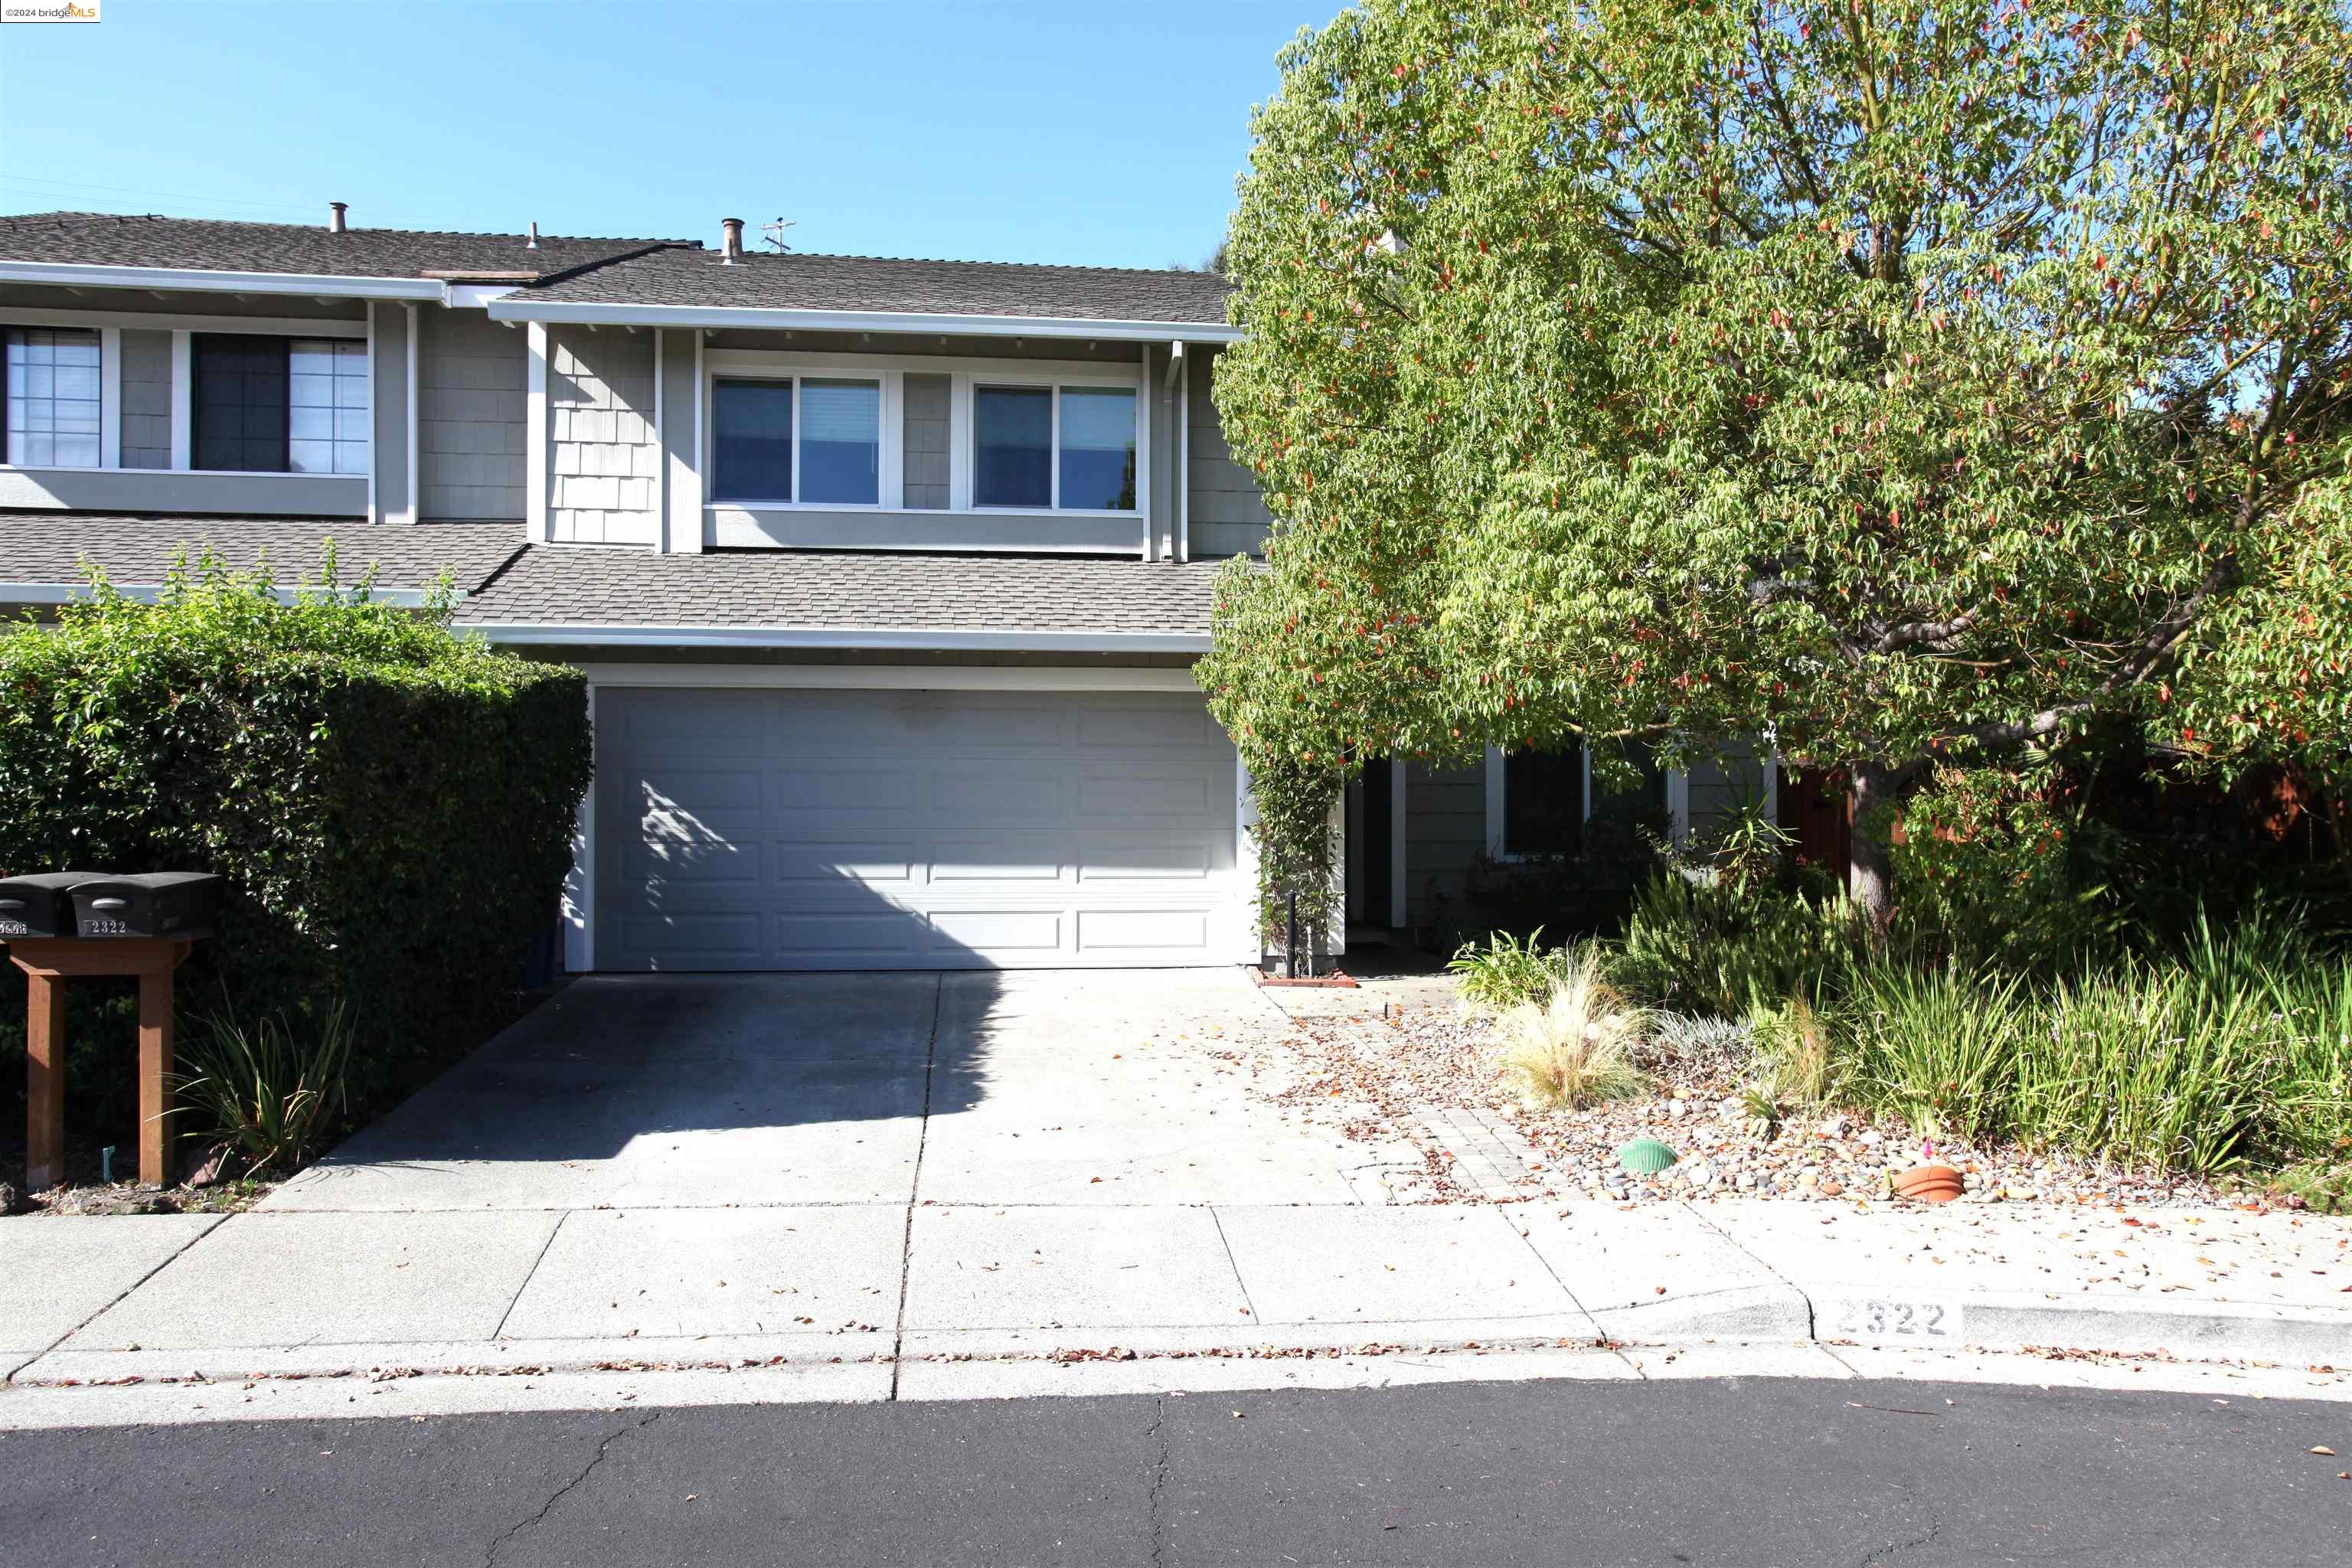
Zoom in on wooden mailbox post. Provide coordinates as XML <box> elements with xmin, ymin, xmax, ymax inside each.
<box><xmin>11</xmin><ymin>937</ymin><xmax>192</xmax><ymax>1191</ymax></box>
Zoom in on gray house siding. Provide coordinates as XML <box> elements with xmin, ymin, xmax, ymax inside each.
<box><xmin>1185</xmin><ymin>346</ymin><xmax>1272</xmax><ymax>559</ymax></box>
<box><xmin>547</xmin><ymin>325</ymin><xmax>660</xmax><ymax>546</ymax></box>
<box><xmin>419</xmin><ymin>305</ymin><xmax>526</xmax><ymax>520</ymax></box>
<box><xmin>368</xmin><ymin>302</ymin><xmax>412</xmax><ymax>527</ymax></box>
<box><xmin>902</xmin><ymin>372</ymin><xmax>949</xmax><ymax>510</ymax></box>
<box><xmin>1402</xmin><ymin>758</ymin><xmax>1486</xmax><ymax>934</ymax></box>
<box><xmin>118</xmin><ymin>328</ymin><xmax>172</xmax><ymax>469</ymax></box>
<box><xmin>1685</xmin><ymin>740</ymin><xmax>1772</xmax><ymax>842</ymax></box>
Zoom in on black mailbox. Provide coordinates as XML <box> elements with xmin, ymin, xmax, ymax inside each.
<box><xmin>70</xmin><ymin>872</ymin><xmax>224</xmax><ymax>940</ymax></box>
<box><xmin>0</xmin><ymin>872</ymin><xmax>104</xmax><ymax>939</ymax></box>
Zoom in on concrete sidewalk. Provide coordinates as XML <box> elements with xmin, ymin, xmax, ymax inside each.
<box><xmin>8</xmin><ymin>1195</ymin><xmax>2344</xmax><ymax>1400</ymax></box>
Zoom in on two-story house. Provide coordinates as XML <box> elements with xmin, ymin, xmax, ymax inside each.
<box><xmin>0</xmin><ymin>208</ymin><xmax>1768</xmax><ymax>973</ymax></box>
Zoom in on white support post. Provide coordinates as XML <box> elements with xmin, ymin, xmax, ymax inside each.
<box><xmin>403</xmin><ymin>302</ymin><xmax>420</xmax><ymax>524</ymax></box>
<box><xmin>1234</xmin><ymin>753</ymin><xmax>1261</xmax><ymax>965</ymax></box>
<box><xmin>98</xmin><ymin>326</ymin><xmax>121</xmax><ymax>469</ymax></box>
<box><xmin>168</xmin><ymin>330</ymin><xmax>191</xmax><ymax>469</ymax></box>
<box><xmin>525</xmin><ymin>322</ymin><xmax>550</xmax><ymax>542</ymax></box>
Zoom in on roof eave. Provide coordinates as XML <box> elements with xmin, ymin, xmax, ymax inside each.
<box><xmin>0</xmin><ymin>260</ymin><xmax>450</xmax><ymax>301</ymax></box>
<box><xmin>453</xmin><ymin>622</ymin><xmax>1211</xmax><ymax>652</ymax></box>
<box><xmin>1</xmin><ymin>581</ymin><xmax>441</xmax><ymax>608</ymax></box>
<box><xmin>483</xmin><ymin>296</ymin><xmax>1243</xmax><ymax>344</ymax></box>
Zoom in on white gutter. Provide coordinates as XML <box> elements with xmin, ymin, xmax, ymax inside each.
<box><xmin>455</xmin><ymin>622</ymin><xmax>1211</xmax><ymax>653</ymax></box>
<box><xmin>2</xmin><ymin>582</ymin><xmax>439</xmax><ymax>609</ymax></box>
<box><xmin>0</xmin><ymin>260</ymin><xmax>447</xmax><ymax>301</ymax></box>
<box><xmin>485</xmin><ymin>296</ymin><xmax>1243</xmax><ymax>345</ymax></box>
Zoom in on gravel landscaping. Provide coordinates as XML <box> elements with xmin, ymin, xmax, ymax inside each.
<box><xmin>1257</xmin><ymin>985</ymin><xmax>2264</xmax><ymax>1213</ymax></box>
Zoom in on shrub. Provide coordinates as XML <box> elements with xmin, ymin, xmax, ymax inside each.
<box><xmin>1496</xmin><ymin>956</ymin><xmax>1648</xmax><ymax>1109</ymax></box>
<box><xmin>0</xmin><ymin>551</ymin><xmax>592</xmax><ymax>1135</ymax></box>
<box><xmin>1612</xmin><ymin>871</ymin><xmax>1870</xmax><ymax>1018</ymax></box>
<box><xmin>172</xmin><ymin>1000</ymin><xmax>356</xmax><ymax>1178</ymax></box>
<box><xmin>1447</xmin><ymin>927</ymin><xmax>1580</xmax><ymax>1017</ymax></box>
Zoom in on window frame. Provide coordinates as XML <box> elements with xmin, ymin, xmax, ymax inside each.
<box><xmin>708</xmin><ymin>368</ymin><xmax>895</xmax><ymax>509</ymax></box>
<box><xmin>970</xmin><ymin>377</ymin><xmax>1140</xmax><ymax>515</ymax></box>
<box><xmin>700</xmin><ymin>349</ymin><xmax>1150</xmax><ymax>528</ymax></box>
<box><xmin>2</xmin><ymin>325</ymin><xmax>108</xmax><ymax>472</ymax></box>
<box><xmin>1485</xmin><ymin>743</ymin><xmax>1594</xmax><ymax>863</ymax></box>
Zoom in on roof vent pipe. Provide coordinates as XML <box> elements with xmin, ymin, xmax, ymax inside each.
<box><xmin>720</xmin><ymin>217</ymin><xmax>744</xmax><ymax>263</ymax></box>
<box><xmin>328</xmin><ymin>201</ymin><xmax>348</xmax><ymax>234</ymax></box>
<box><xmin>527</xmin><ymin>220</ymin><xmax>540</xmax><ymax>250</ymax></box>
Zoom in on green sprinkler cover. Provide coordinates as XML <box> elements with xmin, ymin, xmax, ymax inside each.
<box><xmin>1617</xmin><ymin>1138</ymin><xmax>1679</xmax><ymax>1174</ymax></box>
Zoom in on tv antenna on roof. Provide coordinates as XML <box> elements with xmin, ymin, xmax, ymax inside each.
<box><xmin>761</xmin><ymin>217</ymin><xmax>795</xmax><ymax>253</ymax></box>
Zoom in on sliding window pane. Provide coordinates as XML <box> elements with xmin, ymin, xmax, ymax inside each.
<box><xmin>288</xmin><ymin>339</ymin><xmax>368</xmax><ymax>475</ymax></box>
<box><xmin>5</xmin><ymin>328</ymin><xmax>103</xmax><ymax>469</ymax></box>
<box><xmin>974</xmin><ymin>384</ymin><xmax>1051</xmax><ymax>508</ymax></box>
<box><xmin>799</xmin><ymin>378</ymin><xmax>880</xmax><ymax>505</ymax></box>
<box><xmin>1058</xmin><ymin>386</ymin><xmax>1136</xmax><ymax>510</ymax></box>
<box><xmin>712</xmin><ymin>379</ymin><xmax>794</xmax><ymax>501</ymax></box>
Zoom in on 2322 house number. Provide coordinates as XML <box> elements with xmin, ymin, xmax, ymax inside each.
<box><xmin>1837</xmin><ymin>1298</ymin><xmax>1958</xmax><ymax>1341</ymax></box>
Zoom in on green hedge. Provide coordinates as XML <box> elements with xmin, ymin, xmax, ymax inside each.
<box><xmin>0</xmin><ymin>553</ymin><xmax>592</xmax><ymax>1135</ymax></box>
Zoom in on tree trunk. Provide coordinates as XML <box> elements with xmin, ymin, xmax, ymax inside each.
<box><xmin>1847</xmin><ymin>761</ymin><xmax>1896</xmax><ymax>925</ymax></box>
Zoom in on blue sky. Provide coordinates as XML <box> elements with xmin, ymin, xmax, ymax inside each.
<box><xmin>0</xmin><ymin>0</ymin><xmax>1313</xmax><ymax>268</ymax></box>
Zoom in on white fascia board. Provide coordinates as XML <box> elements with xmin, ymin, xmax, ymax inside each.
<box><xmin>455</xmin><ymin>621</ymin><xmax>1211</xmax><ymax>653</ymax></box>
<box><xmin>0</xmin><ymin>260</ymin><xmax>447</xmax><ymax>301</ymax></box>
<box><xmin>443</xmin><ymin>283</ymin><xmax>518</xmax><ymax>309</ymax></box>
<box><xmin>2</xmin><ymin>582</ymin><xmax>438</xmax><ymax>608</ymax></box>
<box><xmin>485</xmin><ymin>296</ymin><xmax>1243</xmax><ymax>344</ymax></box>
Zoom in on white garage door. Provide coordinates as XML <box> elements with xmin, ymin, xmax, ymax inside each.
<box><xmin>593</xmin><ymin>686</ymin><xmax>1246</xmax><ymax>970</ymax></box>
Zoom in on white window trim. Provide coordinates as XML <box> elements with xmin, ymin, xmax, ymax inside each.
<box><xmin>699</xmin><ymin>348</ymin><xmax>1148</xmax><ymax>529</ymax></box>
<box><xmin>2</xmin><ymin>310</ymin><xmax>375</xmax><ymax>479</ymax></box>
<box><xmin>705</xmin><ymin>368</ymin><xmax>900</xmax><ymax>510</ymax></box>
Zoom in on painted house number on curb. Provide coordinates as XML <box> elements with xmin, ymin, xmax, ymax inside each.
<box><xmin>1834</xmin><ymin>1298</ymin><xmax>1963</xmax><ymax>1343</ymax></box>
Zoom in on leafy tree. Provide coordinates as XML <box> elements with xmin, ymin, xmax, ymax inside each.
<box><xmin>1199</xmin><ymin>0</ymin><xmax>2352</xmax><ymax>920</ymax></box>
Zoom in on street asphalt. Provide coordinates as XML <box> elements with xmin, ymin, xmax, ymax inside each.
<box><xmin>4</xmin><ymin>1374</ymin><xmax>2345</xmax><ymax>1566</ymax></box>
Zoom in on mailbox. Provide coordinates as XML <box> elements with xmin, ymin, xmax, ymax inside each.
<box><xmin>0</xmin><ymin>872</ymin><xmax>103</xmax><ymax>939</ymax></box>
<box><xmin>70</xmin><ymin>872</ymin><xmax>224</xmax><ymax>940</ymax></box>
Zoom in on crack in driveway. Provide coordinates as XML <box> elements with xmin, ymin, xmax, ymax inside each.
<box><xmin>483</xmin><ymin>1410</ymin><xmax>660</xmax><ymax>1566</ymax></box>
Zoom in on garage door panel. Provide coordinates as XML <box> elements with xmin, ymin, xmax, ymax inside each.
<box><xmin>598</xmin><ymin>688</ymin><xmax>1240</xmax><ymax>971</ymax></box>
<box><xmin>928</xmin><ymin>766</ymin><xmax>1067</xmax><ymax>822</ymax></box>
<box><xmin>1076</xmin><ymin>909</ymin><xmax>1210</xmax><ymax>953</ymax></box>
<box><xmin>770</xmin><ymin>839</ymin><xmax>918</xmax><ymax>885</ymax></box>
<box><xmin>928</xmin><ymin>909</ymin><xmax>1064</xmax><ymax>954</ymax></box>
<box><xmin>1073</xmin><ymin>835</ymin><xmax>1215</xmax><ymax>881</ymax></box>
<box><xmin>929</xmin><ymin>833</ymin><xmax>1067</xmax><ymax>884</ymax></box>
<box><xmin>769</xmin><ymin>769</ymin><xmax>918</xmax><ymax>816</ymax></box>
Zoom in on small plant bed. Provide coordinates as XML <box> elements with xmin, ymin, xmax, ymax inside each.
<box><xmin>1256</xmin><ymin>991</ymin><xmax>2253</xmax><ymax>1210</ymax></box>
<box><xmin>1</xmin><ymin>1135</ymin><xmax>278</xmax><ymax>1217</ymax></box>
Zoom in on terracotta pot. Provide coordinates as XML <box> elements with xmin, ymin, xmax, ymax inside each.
<box><xmin>1892</xmin><ymin>1164</ymin><xmax>1965</xmax><ymax>1204</ymax></box>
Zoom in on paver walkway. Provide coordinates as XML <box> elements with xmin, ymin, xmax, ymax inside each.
<box><xmin>6</xmin><ymin>969</ymin><xmax>2347</xmax><ymax>1414</ymax></box>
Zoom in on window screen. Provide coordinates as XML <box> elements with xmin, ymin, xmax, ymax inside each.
<box><xmin>193</xmin><ymin>335</ymin><xmax>291</xmax><ymax>473</ymax></box>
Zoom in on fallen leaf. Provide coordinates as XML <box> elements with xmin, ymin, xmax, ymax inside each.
<box><xmin>2311</xmin><ymin>1446</ymin><xmax>2337</xmax><ymax>1456</ymax></box>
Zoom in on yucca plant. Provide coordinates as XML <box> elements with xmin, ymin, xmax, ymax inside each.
<box><xmin>171</xmin><ymin>1000</ymin><xmax>356</xmax><ymax>1179</ymax></box>
<box><xmin>1496</xmin><ymin>957</ymin><xmax>1648</xmax><ymax>1109</ymax></box>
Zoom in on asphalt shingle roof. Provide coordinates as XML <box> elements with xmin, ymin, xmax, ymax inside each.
<box><xmin>0</xmin><ymin>513</ymin><xmax>1220</xmax><ymax>637</ymax></box>
<box><xmin>459</xmin><ymin>544</ymin><xmax>1220</xmax><ymax>636</ymax></box>
<box><xmin>514</xmin><ymin>247</ymin><xmax>1236</xmax><ymax>325</ymax></box>
<box><xmin>0</xmin><ymin>512</ymin><xmax>522</xmax><ymax>594</ymax></box>
<box><xmin>0</xmin><ymin>212</ymin><xmax>691</xmax><ymax>282</ymax></box>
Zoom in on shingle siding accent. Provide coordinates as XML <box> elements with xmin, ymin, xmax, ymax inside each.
<box><xmin>419</xmin><ymin>305</ymin><xmax>526</xmax><ymax>520</ymax></box>
<box><xmin>547</xmin><ymin>327</ymin><xmax>659</xmax><ymax>546</ymax></box>
<box><xmin>118</xmin><ymin>328</ymin><xmax>172</xmax><ymax>470</ymax></box>
<box><xmin>1187</xmin><ymin>348</ymin><xmax>1272</xmax><ymax>558</ymax></box>
<box><xmin>902</xmin><ymin>372</ymin><xmax>950</xmax><ymax>510</ymax></box>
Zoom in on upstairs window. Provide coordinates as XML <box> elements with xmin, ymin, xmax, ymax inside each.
<box><xmin>712</xmin><ymin>375</ymin><xmax>880</xmax><ymax>505</ymax></box>
<box><xmin>4</xmin><ymin>327</ymin><xmax>102</xmax><ymax>469</ymax></box>
<box><xmin>194</xmin><ymin>334</ymin><xmax>368</xmax><ymax>474</ymax></box>
<box><xmin>975</xmin><ymin>382</ymin><xmax>1136</xmax><ymax>511</ymax></box>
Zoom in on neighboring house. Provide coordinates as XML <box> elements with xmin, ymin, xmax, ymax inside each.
<box><xmin>0</xmin><ymin>207</ymin><xmax>1766</xmax><ymax>972</ymax></box>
